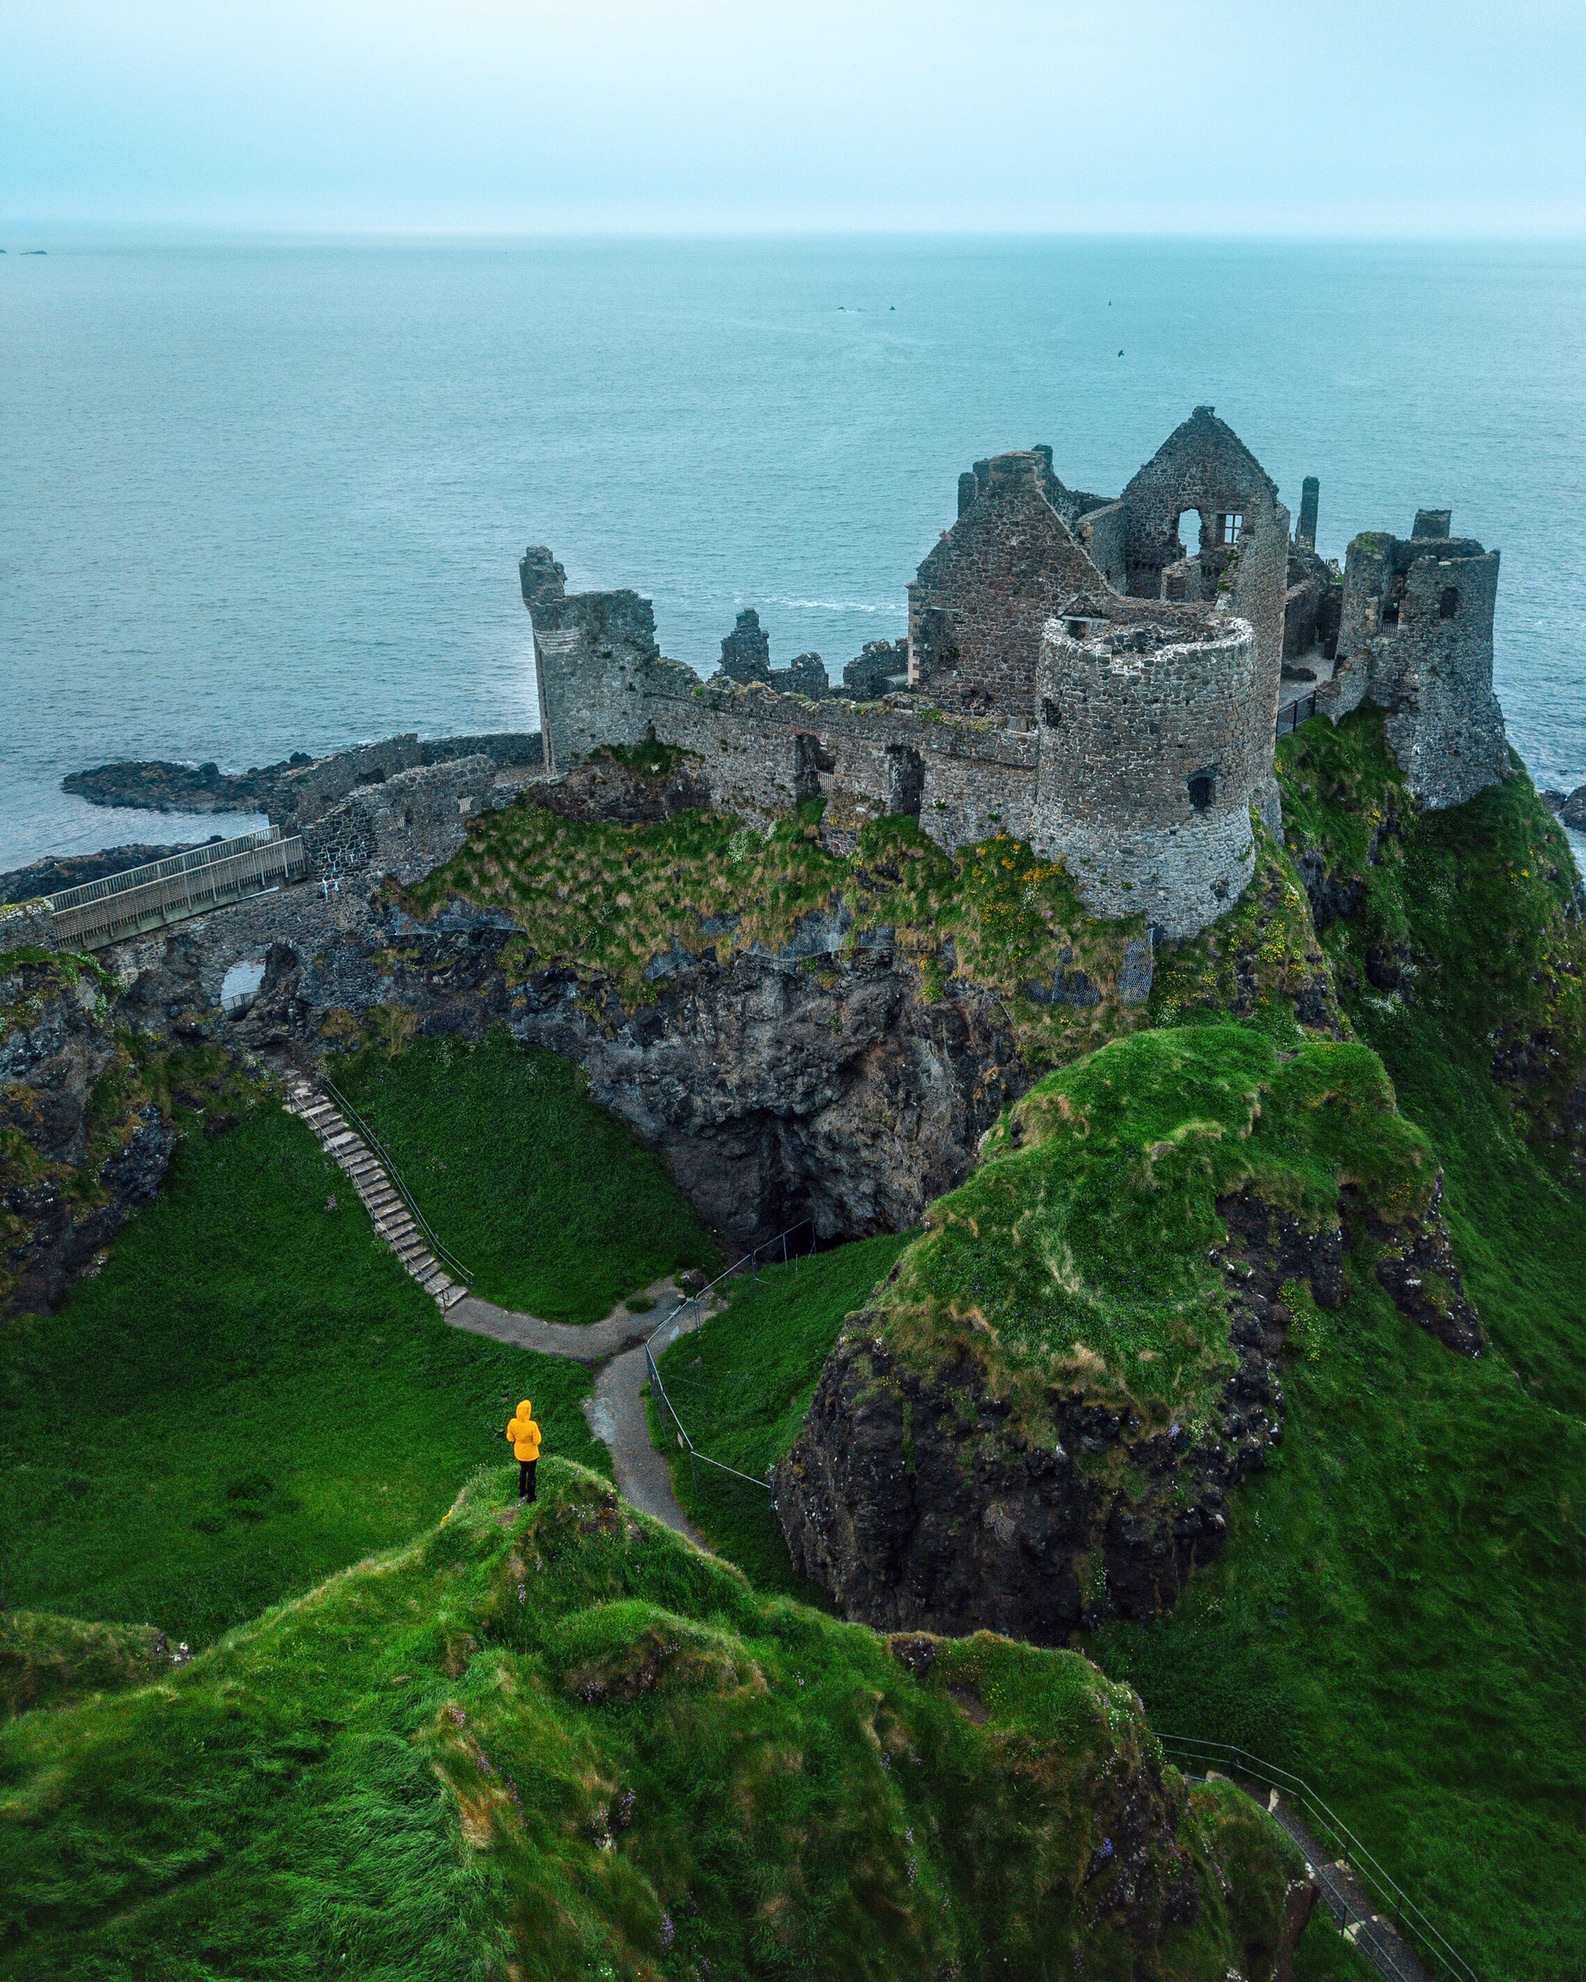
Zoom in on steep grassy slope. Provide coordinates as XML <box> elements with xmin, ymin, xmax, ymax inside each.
<box><xmin>330</xmin><ymin>1030</ymin><xmax>718</xmax><ymax>1322</ymax></box>
<box><xmin>0</xmin><ymin>1102</ymin><xmax>606</xmax><ymax>1646</ymax></box>
<box><xmin>654</xmin><ymin>1233</ymin><xmax>912</xmax><ymax>1592</ymax></box>
<box><xmin>1087</xmin><ymin>719</ymin><xmax>1586</xmax><ymax>1981</ymax></box>
<box><xmin>0</xmin><ymin>1460</ymin><xmax>1306</xmax><ymax>1982</ymax></box>
<box><xmin>877</xmin><ymin>1024</ymin><xmax>1440</xmax><ymax>1419</ymax></box>
<box><xmin>404</xmin><ymin>781</ymin><xmax>1154</xmax><ymax>1065</ymax></box>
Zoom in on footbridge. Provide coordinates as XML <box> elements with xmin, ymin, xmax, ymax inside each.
<box><xmin>39</xmin><ymin>827</ymin><xmax>307</xmax><ymax>951</ymax></box>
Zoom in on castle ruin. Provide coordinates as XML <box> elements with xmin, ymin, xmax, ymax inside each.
<box><xmin>524</xmin><ymin>408</ymin><xmax>1507</xmax><ymax>939</ymax></box>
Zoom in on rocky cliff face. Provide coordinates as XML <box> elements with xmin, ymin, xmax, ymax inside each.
<box><xmin>773</xmin><ymin>1193</ymin><xmax>1339</xmax><ymax>1642</ymax></box>
<box><xmin>249</xmin><ymin>898</ymin><xmax>1027</xmax><ymax>1247</ymax></box>
<box><xmin>0</xmin><ymin>950</ymin><xmax>176</xmax><ymax>1318</ymax></box>
<box><xmin>772</xmin><ymin>1022</ymin><xmax>1482</xmax><ymax>1647</ymax></box>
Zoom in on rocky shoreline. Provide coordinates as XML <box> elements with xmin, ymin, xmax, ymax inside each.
<box><xmin>62</xmin><ymin>729</ymin><xmax>542</xmax><ymax>822</ymax></box>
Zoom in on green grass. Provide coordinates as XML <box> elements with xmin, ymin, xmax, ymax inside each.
<box><xmin>1083</xmin><ymin>719</ymin><xmax>1586</xmax><ymax>1982</ymax></box>
<box><xmin>0</xmin><ymin>1459</ymin><xmax>1305</xmax><ymax>1982</ymax></box>
<box><xmin>329</xmin><ymin>1030</ymin><xmax>718</xmax><ymax>1323</ymax></box>
<box><xmin>406</xmin><ymin>790</ymin><xmax>1153</xmax><ymax>1066</ymax></box>
<box><xmin>654</xmin><ymin>1234</ymin><xmax>911</xmax><ymax>1593</ymax></box>
<box><xmin>880</xmin><ymin>1024</ymin><xmax>1436</xmax><ymax>1426</ymax></box>
<box><xmin>0</xmin><ymin>1102</ymin><xmax>607</xmax><ymax>1648</ymax></box>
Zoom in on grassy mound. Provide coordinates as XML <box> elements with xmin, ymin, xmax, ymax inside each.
<box><xmin>1083</xmin><ymin>716</ymin><xmax>1586</xmax><ymax>1980</ymax></box>
<box><xmin>329</xmin><ymin>1031</ymin><xmax>718</xmax><ymax>1323</ymax></box>
<box><xmin>876</xmin><ymin>1024</ymin><xmax>1435</xmax><ymax>1423</ymax></box>
<box><xmin>0</xmin><ymin>1612</ymin><xmax>174</xmax><ymax>1721</ymax></box>
<box><xmin>405</xmin><ymin>791</ymin><xmax>1153</xmax><ymax>1065</ymax></box>
<box><xmin>654</xmin><ymin>1234</ymin><xmax>911</xmax><ymax>1592</ymax></box>
<box><xmin>0</xmin><ymin>1102</ymin><xmax>606</xmax><ymax>1647</ymax></box>
<box><xmin>0</xmin><ymin>1459</ymin><xmax>1307</xmax><ymax>1982</ymax></box>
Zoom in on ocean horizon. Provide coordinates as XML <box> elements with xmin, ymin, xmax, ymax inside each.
<box><xmin>4</xmin><ymin>233</ymin><xmax>1585</xmax><ymax>871</ymax></box>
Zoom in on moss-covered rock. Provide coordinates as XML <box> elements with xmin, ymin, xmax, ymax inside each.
<box><xmin>1276</xmin><ymin>708</ymin><xmax>1586</xmax><ymax>1149</ymax></box>
<box><xmin>775</xmin><ymin>1025</ymin><xmax>1478</xmax><ymax>1644</ymax></box>
<box><xmin>0</xmin><ymin>1459</ymin><xmax>1310</xmax><ymax>1981</ymax></box>
<box><xmin>0</xmin><ymin>1611</ymin><xmax>180</xmax><ymax>1721</ymax></box>
<box><xmin>0</xmin><ymin>948</ymin><xmax>267</xmax><ymax>1317</ymax></box>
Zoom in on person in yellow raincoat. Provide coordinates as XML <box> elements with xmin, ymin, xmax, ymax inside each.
<box><xmin>506</xmin><ymin>1399</ymin><xmax>542</xmax><ymax>1502</ymax></box>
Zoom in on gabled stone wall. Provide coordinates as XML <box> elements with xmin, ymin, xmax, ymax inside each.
<box><xmin>1117</xmin><ymin>406</ymin><xmax>1290</xmax><ymax>676</ymax></box>
<box><xmin>907</xmin><ymin>452</ymin><xmax>1108</xmax><ymax>719</ymax></box>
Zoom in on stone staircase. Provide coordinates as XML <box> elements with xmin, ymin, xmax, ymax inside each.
<box><xmin>283</xmin><ymin>1077</ymin><xmax>467</xmax><ymax>1309</ymax></box>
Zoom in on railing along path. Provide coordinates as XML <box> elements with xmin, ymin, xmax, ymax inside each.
<box><xmin>1159</xmin><ymin>1736</ymin><xmax>1477</xmax><ymax>1982</ymax></box>
<box><xmin>40</xmin><ymin>827</ymin><xmax>306</xmax><ymax>950</ymax></box>
<box><xmin>644</xmin><ymin>1220</ymin><xmax>815</xmax><ymax>1495</ymax></box>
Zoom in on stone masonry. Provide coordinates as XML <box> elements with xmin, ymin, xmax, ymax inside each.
<box><xmin>1322</xmin><ymin>514</ymin><xmax>1509</xmax><ymax>809</ymax></box>
<box><xmin>523</xmin><ymin>410</ymin><xmax>1508</xmax><ymax>936</ymax></box>
<box><xmin>1035</xmin><ymin>596</ymin><xmax>1271</xmax><ymax>937</ymax></box>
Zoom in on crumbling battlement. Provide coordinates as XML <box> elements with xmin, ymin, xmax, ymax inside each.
<box><xmin>1034</xmin><ymin>598</ymin><xmax>1269</xmax><ymax>936</ymax></box>
<box><xmin>521</xmin><ymin>409</ymin><xmax>1511</xmax><ymax>937</ymax></box>
<box><xmin>302</xmin><ymin>755</ymin><xmax>501</xmax><ymax>887</ymax></box>
<box><xmin>1324</xmin><ymin>516</ymin><xmax>1508</xmax><ymax>810</ymax></box>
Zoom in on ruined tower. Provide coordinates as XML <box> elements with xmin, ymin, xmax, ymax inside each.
<box><xmin>1116</xmin><ymin>407</ymin><xmax>1291</xmax><ymax>679</ymax></box>
<box><xmin>1032</xmin><ymin>598</ymin><xmax>1272</xmax><ymax>938</ymax></box>
<box><xmin>1325</xmin><ymin>514</ymin><xmax>1508</xmax><ymax>810</ymax></box>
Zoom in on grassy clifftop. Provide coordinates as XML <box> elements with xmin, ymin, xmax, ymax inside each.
<box><xmin>875</xmin><ymin>1024</ymin><xmax>1437</xmax><ymax>1426</ymax></box>
<box><xmin>404</xmin><ymin>778</ymin><xmax>1154</xmax><ymax>1065</ymax></box>
<box><xmin>0</xmin><ymin>1460</ymin><xmax>1305</xmax><ymax>1982</ymax></box>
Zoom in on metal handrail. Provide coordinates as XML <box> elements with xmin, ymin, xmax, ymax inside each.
<box><xmin>1158</xmin><ymin>1736</ymin><xmax>1478</xmax><ymax>1982</ymax></box>
<box><xmin>43</xmin><ymin>826</ymin><xmax>282</xmax><ymax>910</ymax></box>
<box><xmin>319</xmin><ymin>1073</ymin><xmax>474</xmax><ymax>1286</ymax></box>
<box><xmin>644</xmin><ymin>1218</ymin><xmax>816</xmax><ymax>1494</ymax></box>
<box><xmin>1277</xmin><ymin>690</ymin><xmax>1319</xmax><ymax>738</ymax></box>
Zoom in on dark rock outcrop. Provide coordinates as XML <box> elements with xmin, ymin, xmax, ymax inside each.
<box><xmin>0</xmin><ymin>953</ymin><xmax>176</xmax><ymax>1317</ymax></box>
<box><xmin>249</xmin><ymin>900</ymin><xmax>1027</xmax><ymax>1248</ymax></box>
<box><xmin>62</xmin><ymin>731</ymin><xmax>541</xmax><ymax>824</ymax></box>
<box><xmin>0</xmin><ymin>843</ymin><xmax>216</xmax><ymax>908</ymax></box>
<box><xmin>773</xmin><ymin>1188</ymin><xmax>1475</xmax><ymax>1644</ymax></box>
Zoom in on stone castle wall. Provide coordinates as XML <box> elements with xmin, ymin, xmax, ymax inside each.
<box><xmin>907</xmin><ymin>452</ymin><xmax>1107</xmax><ymax>719</ymax></box>
<box><xmin>1117</xmin><ymin>406</ymin><xmax>1290</xmax><ymax>676</ymax></box>
<box><xmin>302</xmin><ymin>755</ymin><xmax>501</xmax><ymax>886</ymax></box>
<box><xmin>520</xmin><ymin>413</ymin><xmax>1511</xmax><ymax>940</ymax></box>
<box><xmin>1326</xmin><ymin>523</ymin><xmax>1508</xmax><ymax>810</ymax></box>
<box><xmin>1034</xmin><ymin>603</ymin><xmax>1268</xmax><ymax>936</ymax></box>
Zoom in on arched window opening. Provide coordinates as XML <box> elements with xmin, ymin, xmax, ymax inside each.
<box><xmin>1187</xmin><ymin>767</ymin><xmax>1217</xmax><ymax>813</ymax></box>
<box><xmin>1439</xmin><ymin>585</ymin><xmax>1460</xmax><ymax>620</ymax></box>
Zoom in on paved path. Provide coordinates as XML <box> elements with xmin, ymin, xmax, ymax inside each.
<box><xmin>284</xmin><ymin>1078</ymin><xmax>710</xmax><ymax>1540</ymax></box>
<box><xmin>1258</xmin><ymin>1789</ymin><xmax>1436</xmax><ymax>1982</ymax></box>
<box><xmin>451</xmin><ymin>1281</ymin><xmax>713</xmax><ymax>1540</ymax></box>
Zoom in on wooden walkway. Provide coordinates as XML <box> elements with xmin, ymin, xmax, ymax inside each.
<box><xmin>283</xmin><ymin>1077</ymin><xmax>467</xmax><ymax>1311</ymax></box>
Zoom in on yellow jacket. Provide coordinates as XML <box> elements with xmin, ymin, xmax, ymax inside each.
<box><xmin>506</xmin><ymin>1410</ymin><xmax>541</xmax><ymax>1463</ymax></box>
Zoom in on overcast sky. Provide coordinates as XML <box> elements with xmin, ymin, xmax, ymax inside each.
<box><xmin>3</xmin><ymin>0</ymin><xmax>1582</xmax><ymax>236</ymax></box>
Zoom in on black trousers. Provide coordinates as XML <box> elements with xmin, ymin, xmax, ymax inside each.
<box><xmin>518</xmin><ymin>1459</ymin><xmax>537</xmax><ymax>1502</ymax></box>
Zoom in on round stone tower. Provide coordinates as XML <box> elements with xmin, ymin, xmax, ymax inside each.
<box><xmin>1033</xmin><ymin>599</ymin><xmax>1275</xmax><ymax>938</ymax></box>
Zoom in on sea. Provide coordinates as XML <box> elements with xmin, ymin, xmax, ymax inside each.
<box><xmin>3</xmin><ymin>236</ymin><xmax>1585</xmax><ymax>874</ymax></box>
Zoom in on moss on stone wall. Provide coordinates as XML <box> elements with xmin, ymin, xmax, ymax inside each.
<box><xmin>1148</xmin><ymin>824</ymin><xmax>1342</xmax><ymax>1041</ymax></box>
